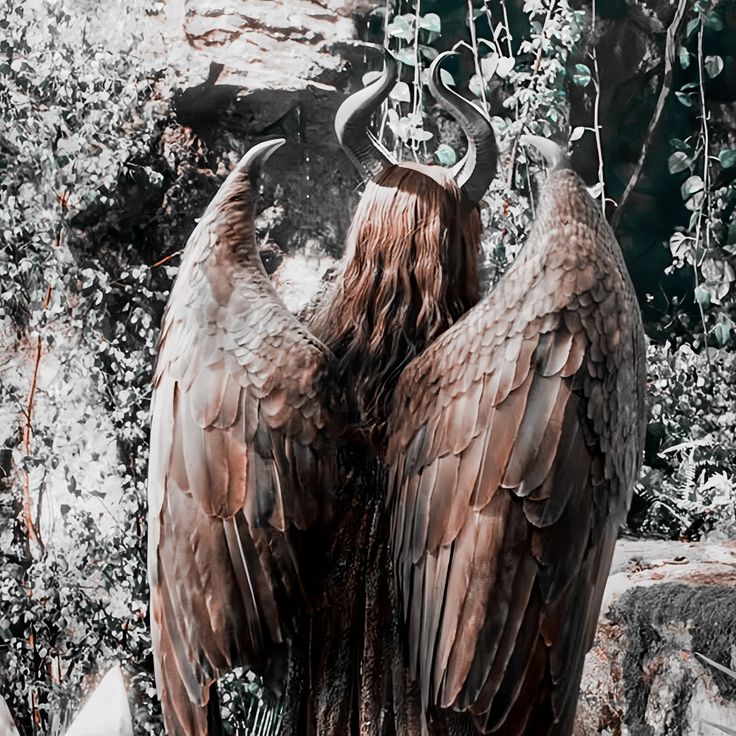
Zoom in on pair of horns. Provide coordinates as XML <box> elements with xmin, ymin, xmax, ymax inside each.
<box><xmin>335</xmin><ymin>50</ymin><xmax>498</xmax><ymax>204</ymax></box>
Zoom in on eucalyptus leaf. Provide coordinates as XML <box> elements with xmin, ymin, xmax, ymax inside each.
<box><xmin>678</xmin><ymin>46</ymin><xmax>690</xmax><ymax>69</ymax></box>
<box><xmin>694</xmin><ymin>284</ymin><xmax>711</xmax><ymax>307</ymax></box>
<box><xmin>419</xmin><ymin>13</ymin><xmax>441</xmax><ymax>33</ymax></box>
<box><xmin>387</xmin><ymin>16</ymin><xmax>413</xmax><ymax>40</ymax></box>
<box><xmin>681</xmin><ymin>175</ymin><xmax>704</xmax><ymax>199</ymax></box>
<box><xmin>668</xmin><ymin>151</ymin><xmax>690</xmax><ymax>174</ymax></box>
<box><xmin>394</xmin><ymin>48</ymin><xmax>417</xmax><ymax>66</ymax></box>
<box><xmin>412</xmin><ymin>128</ymin><xmax>433</xmax><ymax>142</ymax></box>
<box><xmin>440</xmin><ymin>68</ymin><xmax>455</xmax><ymax>87</ymax></box>
<box><xmin>704</xmin><ymin>55</ymin><xmax>723</xmax><ymax>78</ymax></box>
<box><xmin>389</xmin><ymin>81</ymin><xmax>411</xmax><ymax>103</ymax></box>
<box><xmin>572</xmin><ymin>63</ymin><xmax>591</xmax><ymax>87</ymax></box>
<box><xmin>435</xmin><ymin>143</ymin><xmax>457</xmax><ymax>167</ymax></box>
<box><xmin>713</xmin><ymin>321</ymin><xmax>732</xmax><ymax>347</ymax></box>
<box><xmin>569</xmin><ymin>126</ymin><xmax>586</xmax><ymax>142</ymax></box>
<box><xmin>703</xmin><ymin>11</ymin><xmax>724</xmax><ymax>31</ymax></box>
<box><xmin>480</xmin><ymin>54</ymin><xmax>499</xmax><ymax>80</ymax></box>
<box><xmin>718</xmin><ymin>149</ymin><xmax>736</xmax><ymax>169</ymax></box>
<box><xmin>496</xmin><ymin>56</ymin><xmax>515</xmax><ymax>79</ymax></box>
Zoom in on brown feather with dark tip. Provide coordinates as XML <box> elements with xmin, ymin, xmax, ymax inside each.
<box><xmin>148</xmin><ymin>139</ymin><xmax>339</xmax><ymax>735</ymax></box>
<box><xmin>386</xmin><ymin>143</ymin><xmax>646</xmax><ymax>733</ymax></box>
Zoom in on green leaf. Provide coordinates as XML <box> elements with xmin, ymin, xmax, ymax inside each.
<box><xmin>681</xmin><ymin>174</ymin><xmax>704</xmax><ymax>199</ymax></box>
<box><xmin>703</xmin><ymin>10</ymin><xmax>724</xmax><ymax>31</ymax></box>
<box><xmin>419</xmin><ymin>13</ymin><xmax>441</xmax><ymax>33</ymax></box>
<box><xmin>389</xmin><ymin>81</ymin><xmax>411</xmax><ymax>103</ymax></box>
<box><xmin>678</xmin><ymin>46</ymin><xmax>690</xmax><ymax>69</ymax></box>
<box><xmin>439</xmin><ymin>68</ymin><xmax>455</xmax><ymax>87</ymax></box>
<box><xmin>720</xmin><ymin>149</ymin><xmax>736</xmax><ymax>169</ymax></box>
<box><xmin>496</xmin><ymin>56</ymin><xmax>515</xmax><ymax>79</ymax></box>
<box><xmin>362</xmin><ymin>70</ymin><xmax>382</xmax><ymax>86</ymax></box>
<box><xmin>394</xmin><ymin>48</ymin><xmax>417</xmax><ymax>66</ymax></box>
<box><xmin>468</xmin><ymin>74</ymin><xmax>484</xmax><ymax>98</ymax></box>
<box><xmin>419</xmin><ymin>44</ymin><xmax>438</xmax><ymax>61</ymax></box>
<box><xmin>694</xmin><ymin>284</ymin><xmax>711</xmax><ymax>307</ymax></box>
<box><xmin>569</xmin><ymin>126</ymin><xmax>586</xmax><ymax>142</ymax></box>
<box><xmin>705</xmin><ymin>55</ymin><xmax>723</xmax><ymax>78</ymax></box>
<box><xmin>713</xmin><ymin>320</ymin><xmax>732</xmax><ymax>347</ymax></box>
<box><xmin>686</xmin><ymin>18</ymin><xmax>700</xmax><ymax>37</ymax></box>
<box><xmin>435</xmin><ymin>143</ymin><xmax>457</xmax><ymax>167</ymax></box>
<box><xmin>668</xmin><ymin>151</ymin><xmax>690</xmax><ymax>174</ymax></box>
<box><xmin>675</xmin><ymin>91</ymin><xmax>694</xmax><ymax>107</ymax></box>
<box><xmin>572</xmin><ymin>63</ymin><xmax>591</xmax><ymax>87</ymax></box>
<box><xmin>480</xmin><ymin>54</ymin><xmax>498</xmax><ymax>80</ymax></box>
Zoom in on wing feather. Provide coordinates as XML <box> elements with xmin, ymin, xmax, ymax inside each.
<box><xmin>386</xmin><ymin>166</ymin><xmax>646</xmax><ymax>732</ymax></box>
<box><xmin>148</xmin><ymin>145</ymin><xmax>338</xmax><ymax>734</ymax></box>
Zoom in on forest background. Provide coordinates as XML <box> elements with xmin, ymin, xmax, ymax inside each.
<box><xmin>0</xmin><ymin>0</ymin><xmax>735</xmax><ymax>733</ymax></box>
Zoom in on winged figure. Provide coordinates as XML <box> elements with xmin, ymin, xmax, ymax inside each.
<box><xmin>148</xmin><ymin>50</ymin><xmax>646</xmax><ymax>736</ymax></box>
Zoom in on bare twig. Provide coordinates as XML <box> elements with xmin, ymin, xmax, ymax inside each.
<box><xmin>506</xmin><ymin>0</ymin><xmax>559</xmax><ymax>190</ymax></box>
<box><xmin>693</xmin><ymin>20</ymin><xmax>713</xmax><ymax>374</ymax></box>
<box><xmin>611</xmin><ymin>0</ymin><xmax>688</xmax><ymax>230</ymax></box>
<box><xmin>591</xmin><ymin>0</ymin><xmax>606</xmax><ymax>215</ymax></box>
<box><xmin>150</xmin><ymin>250</ymin><xmax>182</xmax><ymax>269</ymax></box>
<box><xmin>411</xmin><ymin>0</ymin><xmax>422</xmax><ymax>160</ymax></box>
<box><xmin>467</xmin><ymin>0</ymin><xmax>489</xmax><ymax>115</ymax></box>
<box><xmin>500</xmin><ymin>0</ymin><xmax>514</xmax><ymax>57</ymax></box>
<box><xmin>22</xmin><ymin>286</ymin><xmax>52</xmax><ymax>552</ymax></box>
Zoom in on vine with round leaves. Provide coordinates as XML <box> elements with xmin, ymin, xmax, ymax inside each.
<box><xmin>666</xmin><ymin>0</ymin><xmax>736</xmax><ymax>353</ymax></box>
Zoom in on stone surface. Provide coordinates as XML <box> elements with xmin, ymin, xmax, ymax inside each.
<box><xmin>576</xmin><ymin>539</ymin><xmax>736</xmax><ymax>736</ymax></box>
<box><xmin>145</xmin><ymin>0</ymin><xmax>385</xmax><ymax>264</ymax></box>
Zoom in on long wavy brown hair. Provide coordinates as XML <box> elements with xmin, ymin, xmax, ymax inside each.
<box><xmin>312</xmin><ymin>163</ymin><xmax>481</xmax><ymax>437</ymax></box>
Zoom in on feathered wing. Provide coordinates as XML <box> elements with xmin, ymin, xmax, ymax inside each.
<box><xmin>386</xmin><ymin>162</ymin><xmax>646</xmax><ymax>733</ymax></box>
<box><xmin>147</xmin><ymin>140</ymin><xmax>337</xmax><ymax>735</ymax></box>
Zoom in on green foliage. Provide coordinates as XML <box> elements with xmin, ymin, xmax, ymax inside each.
<box><xmin>0</xmin><ymin>0</ymin><xmax>168</xmax><ymax>731</ymax></box>
<box><xmin>667</xmin><ymin>1</ymin><xmax>736</xmax><ymax>352</ymax></box>
<box><xmin>634</xmin><ymin>343</ymin><xmax>736</xmax><ymax>540</ymax></box>
<box><xmin>0</xmin><ymin>0</ymin><xmax>734</xmax><ymax>731</ymax></box>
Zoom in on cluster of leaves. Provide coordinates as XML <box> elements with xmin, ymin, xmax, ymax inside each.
<box><xmin>0</xmin><ymin>0</ymin><xmax>734</xmax><ymax>731</ymax></box>
<box><xmin>373</xmin><ymin>1</ymin><xmax>734</xmax><ymax>539</ymax></box>
<box><xmin>0</xmin><ymin>0</ymin><xmax>170</xmax><ymax>732</ymax></box>
<box><xmin>628</xmin><ymin>0</ymin><xmax>736</xmax><ymax>538</ymax></box>
<box><xmin>633</xmin><ymin>342</ymin><xmax>735</xmax><ymax>539</ymax></box>
<box><xmin>365</xmin><ymin>5</ymin><xmax>445</xmax><ymax>156</ymax></box>
<box><xmin>665</xmin><ymin>1</ymin><xmax>736</xmax><ymax>351</ymax></box>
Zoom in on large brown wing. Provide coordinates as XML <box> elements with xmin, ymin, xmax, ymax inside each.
<box><xmin>147</xmin><ymin>141</ymin><xmax>337</xmax><ymax>734</ymax></box>
<box><xmin>386</xmin><ymin>165</ymin><xmax>646</xmax><ymax>733</ymax></box>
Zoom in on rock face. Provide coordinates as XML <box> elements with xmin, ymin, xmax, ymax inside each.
<box><xmin>575</xmin><ymin>540</ymin><xmax>736</xmax><ymax>735</ymax></box>
<box><xmin>148</xmin><ymin>0</ymin><xmax>382</xmax><ymax>277</ymax></box>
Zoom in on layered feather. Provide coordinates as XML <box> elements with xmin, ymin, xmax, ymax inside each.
<box><xmin>386</xmin><ymin>167</ymin><xmax>646</xmax><ymax>734</ymax></box>
<box><xmin>148</xmin><ymin>150</ymin><xmax>337</xmax><ymax>735</ymax></box>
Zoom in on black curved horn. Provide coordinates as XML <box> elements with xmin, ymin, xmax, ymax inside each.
<box><xmin>335</xmin><ymin>49</ymin><xmax>398</xmax><ymax>178</ymax></box>
<box><xmin>428</xmin><ymin>51</ymin><xmax>497</xmax><ymax>204</ymax></box>
<box><xmin>236</xmin><ymin>138</ymin><xmax>286</xmax><ymax>181</ymax></box>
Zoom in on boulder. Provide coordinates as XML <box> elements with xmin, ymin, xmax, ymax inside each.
<box><xmin>576</xmin><ymin>539</ymin><xmax>736</xmax><ymax>735</ymax></box>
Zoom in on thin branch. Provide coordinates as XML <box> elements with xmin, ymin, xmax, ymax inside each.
<box><xmin>693</xmin><ymin>19</ymin><xmax>713</xmax><ymax>374</ymax></box>
<box><xmin>611</xmin><ymin>0</ymin><xmax>688</xmax><ymax>230</ymax></box>
<box><xmin>22</xmin><ymin>285</ymin><xmax>52</xmax><ymax>552</ymax></box>
<box><xmin>591</xmin><ymin>0</ymin><xmax>606</xmax><ymax>215</ymax></box>
<box><xmin>410</xmin><ymin>0</ymin><xmax>422</xmax><ymax>160</ymax></box>
<box><xmin>499</xmin><ymin>0</ymin><xmax>514</xmax><ymax>57</ymax></box>
<box><xmin>150</xmin><ymin>250</ymin><xmax>182</xmax><ymax>269</ymax></box>
<box><xmin>467</xmin><ymin>0</ymin><xmax>489</xmax><ymax>115</ymax></box>
<box><xmin>506</xmin><ymin>0</ymin><xmax>558</xmax><ymax>190</ymax></box>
